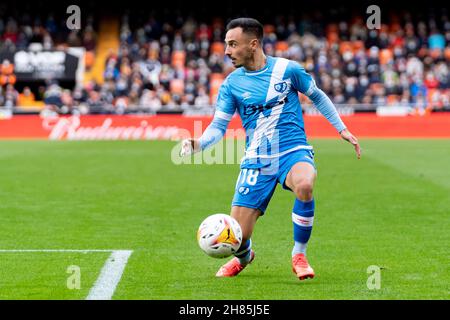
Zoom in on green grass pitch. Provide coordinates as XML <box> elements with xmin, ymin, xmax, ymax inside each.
<box><xmin>0</xmin><ymin>139</ymin><xmax>448</xmax><ymax>299</ymax></box>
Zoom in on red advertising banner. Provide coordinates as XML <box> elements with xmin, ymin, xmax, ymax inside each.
<box><xmin>0</xmin><ymin>114</ymin><xmax>449</xmax><ymax>140</ymax></box>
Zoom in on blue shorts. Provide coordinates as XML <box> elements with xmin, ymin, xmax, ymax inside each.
<box><xmin>232</xmin><ymin>148</ymin><xmax>316</xmax><ymax>214</ymax></box>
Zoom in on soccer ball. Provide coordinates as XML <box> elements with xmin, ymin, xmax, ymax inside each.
<box><xmin>197</xmin><ymin>213</ymin><xmax>243</xmax><ymax>258</ymax></box>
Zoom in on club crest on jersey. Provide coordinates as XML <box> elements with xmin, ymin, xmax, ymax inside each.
<box><xmin>274</xmin><ymin>81</ymin><xmax>287</xmax><ymax>93</ymax></box>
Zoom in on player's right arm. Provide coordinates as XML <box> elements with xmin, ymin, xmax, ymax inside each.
<box><xmin>179</xmin><ymin>111</ymin><xmax>233</xmax><ymax>156</ymax></box>
<box><xmin>180</xmin><ymin>79</ymin><xmax>236</xmax><ymax>156</ymax></box>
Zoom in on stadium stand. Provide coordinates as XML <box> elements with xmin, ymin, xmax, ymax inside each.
<box><xmin>0</xmin><ymin>2</ymin><xmax>448</xmax><ymax>115</ymax></box>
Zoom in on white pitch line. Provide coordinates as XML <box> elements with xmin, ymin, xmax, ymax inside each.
<box><xmin>0</xmin><ymin>249</ymin><xmax>133</xmax><ymax>300</ymax></box>
<box><xmin>86</xmin><ymin>250</ymin><xmax>133</xmax><ymax>300</ymax></box>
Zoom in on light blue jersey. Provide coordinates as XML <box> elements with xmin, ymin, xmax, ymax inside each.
<box><xmin>198</xmin><ymin>55</ymin><xmax>347</xmax><ymax>213</ymax></box>
<box><xmin>199</xmin><ymin>56</ymin><xmax>346</xmax><ymax>169</ymax></box>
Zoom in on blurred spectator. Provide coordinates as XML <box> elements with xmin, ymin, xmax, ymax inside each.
<box><xmin>82</xmin><ymin>26</ymin><xmax>97</xmax><ymax>51</ymax></box>
<box><xmin>0</xmin><ymin>59</ymin><xmax>16</xmax><ymax>86</ymax></box>
<box><xmin>60</xmin><ymin>89</ymin><xmax>74</xmax><ymax>114</ymax></box>
<box><xmin>139</xmin><ymin>89</ymin><xmax>161</xmax><ymax>112</ymax></box>
<box><xmin>3</xmin><ymin>84</ymin><xmax>18</xmax><ymax>108</ymax></box>
<box><xmin>428</xmin><ymin>28</ymin><xmax>446</xmax><ymax>50</ymax></box>
<box><xmin>43</xmin><ymin>83</ymin><xmax>63</xmax><ymax>109</ymax></box>
<box><xmin>87</xmin><ymin>90</ymin><xmax>107</xmax><ymax>114</ymax></box>
<box><xmin>17</xmin><ymin>86</ymin><xmax>36</xmax><ymax>106</ymax></box>
<box><xmin>67</xmin><ymin>31</ymin><xmax>82</xmax><ymax>47</ymax></box>
<box><xmin>194</xmin><ymin>86</ymin><xmax>210</xmax><ymax>107</ymax></box>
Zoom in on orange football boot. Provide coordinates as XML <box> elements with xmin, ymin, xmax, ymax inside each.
<box><xmin>292</xmin><ymin>253</ymin><xmax>315</xmax><ymax>280</ymax></box>
<box><xmin>216</xmin><ymin>250</ymin><xmax>255</xmax><ymax>277</ymax></box>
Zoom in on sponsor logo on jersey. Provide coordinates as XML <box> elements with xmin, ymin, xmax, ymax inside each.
<box><xmin>244</xmin><ymin>96</ymin><xmax>288</xmax><ymax>115</ymax></box>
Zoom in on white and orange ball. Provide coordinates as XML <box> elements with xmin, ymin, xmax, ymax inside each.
<box><xmin>197</xmin><ymin>214</ymin><xmax>243</xmax><ymax>258</ymax></box>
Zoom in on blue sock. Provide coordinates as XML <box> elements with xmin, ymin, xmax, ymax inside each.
<box><xmin>292</xmin><ymin>198</ymin><xmax>314</xmax><ymax>256</ymax></box>
<box><xmin>234</xmin><ymin>239</ymin><xmax>252</xmax><ymax>265</ymax></box>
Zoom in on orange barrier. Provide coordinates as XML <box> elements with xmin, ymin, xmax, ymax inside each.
<box><xmin>0</xmin><ymin>113</ymin><xmax>449</xmax><ymax>140</ymax></box>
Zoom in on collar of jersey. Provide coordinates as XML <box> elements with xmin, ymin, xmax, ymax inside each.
<box><xmin>243</xmin><ymin>56</ymin><xmax>271</xmax><ymax>76</ymax></box>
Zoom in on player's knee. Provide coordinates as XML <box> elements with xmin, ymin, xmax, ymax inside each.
<box><xmin>293</xmin><ymin>179</ymin><xmax>314</xmax><ymax>201</ymax></box>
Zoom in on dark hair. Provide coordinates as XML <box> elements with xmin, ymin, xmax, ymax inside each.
<box><xmin>226</xmin><ymin>18</ymin><xmax>264</xmax><ymax>42</ymax></box>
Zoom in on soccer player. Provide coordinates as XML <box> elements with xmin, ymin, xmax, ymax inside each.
<box><xmin>180</xmin><ymin>18</ymin><xmax>361</xmax><ymax>280</ymax></box>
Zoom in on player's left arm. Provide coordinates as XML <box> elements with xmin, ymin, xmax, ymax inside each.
<box><xmin>290</xmin><ymin>62</ymin><xmax>361</xmax><ymax>159</ymax></box>
<box><xmin>306</xmin><ymin>83</ymin><xmax>361</xmax><ymax>159</ymax></box>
